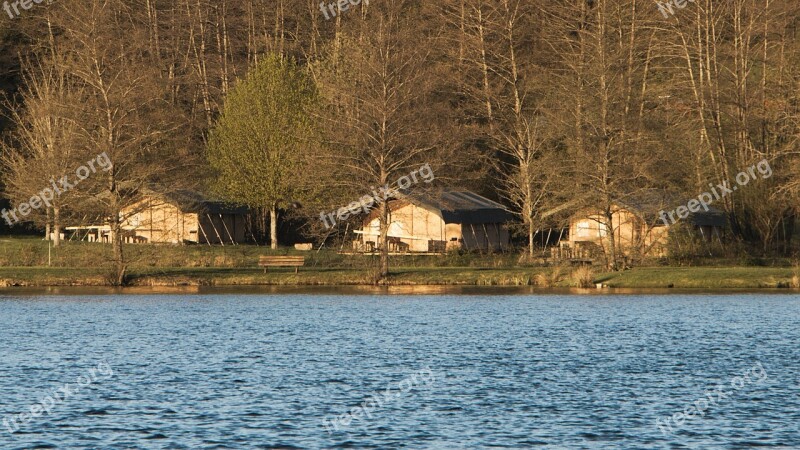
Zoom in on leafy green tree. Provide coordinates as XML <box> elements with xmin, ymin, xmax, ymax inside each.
<box><xmin>208</xmin><ymin>54</ymin><xmax>317</xmax><ymax>249</ymax></box>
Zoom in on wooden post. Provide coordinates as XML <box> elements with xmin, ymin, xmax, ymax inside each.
<box><xmin>207</xmin><ymin>213</ymin><xmax>225</xmax><ymax>246</ymax></box>
<box><xmin>470</xmin><ymin>223</ymin><xmax>479</xmax><ymax>252</ymax></box>
<box><xmin>197</xmin><ymin>216</ymin><xmax>212</xmax><ymax>246</ymax></box>
<box><xmin>219</xmin><ymin>213</ymin><xmax>236</xmax><ymax>245</ymax></box>
<box><xmin>340</xmin><ymin>223</ymin><xmax>349</xmax><ymax>253</ymax></box>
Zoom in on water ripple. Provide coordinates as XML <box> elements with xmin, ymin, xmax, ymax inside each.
<box><xmin>0</xmin><ymin>293</ymin><xmax>798</xmax><ymax>448</ymax></box>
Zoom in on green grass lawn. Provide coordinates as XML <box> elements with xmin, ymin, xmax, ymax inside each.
<box><xmin>118</xmin><ymin>266</ymin><xmax>550</xmax><ymax>287</ymax></box>
<box><xmin>0</xmin><ymin>267</ymin><xmax>108</xmax><ymax>286</ymax></box>
<box><xmin>0</xmin><ymin>235</ymin><xmax>549</xmax><ymax>286</ymax></box>
<box><xmin>0</xmin><ymin>235</ymin><xmax>524</xmax><ymax>269</ymax></box>
<box><xmin>3</xmin><ymin>265</ymin><xmax>797</xmax><ymax>288</ymax></box>
<box><xmin>1</xmin><ymin>236</ymin><xmax>799</xmax><ymax>288</ymax></box>
<box><xmin>595</xmin><ymin>267</ymin><xmax>799</xmax><ymax>289</ymax></box>
<box><xmin>386</xmin><ymin>267</ymin><xmax>546</xmax><ymax>286</ymax></box>
<box><xmin>0</xmin><ymin>265</ymin><xmax>550</xmax><ymax>287</ymax></box>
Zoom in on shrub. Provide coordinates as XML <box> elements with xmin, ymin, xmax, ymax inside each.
<box><xmin>570</xmin><ymin>266</ymin><xmax>595</xmax><ymax>288</ymax></box>
<box><xmin>792</xmin><ymin>265</ymin><xmax>800</xmax><ymax>289</ymax></box>
<box><xmin>534</xmin><ymin>267</ymin><xmax>563</xmax><ymax>287</ymax></box>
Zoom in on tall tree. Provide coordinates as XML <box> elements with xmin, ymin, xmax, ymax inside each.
<box><xmin>50</xmin><ymin>0</ymin><xmax>193</xmax><ymax>284</ymax></box>
<box><xmin>207</xmin><ymin>53</ymin><xmax>317</xmax><ymax>249</ymax></box>
<box><xmin>451</xmin><ymin>0</ymin><xmax>567</xmax><ymax>258</ymax></box>
<box><xmin>2</xmin><ymin>57</ymin><xmax>84</xmax><ymax>247</ymax></box>
<box><xmin>542</xmin><ymin>0</ymin><xmax>662</xmax><ymax>269</ymax></box>
<box><xmin>664</xmin><ymin>0</ymin><xmax>800</xmax><ymax>252</ymax></box>
<box><xmin>314</xmin><ymin>0</ymin><xmax>445</xmax><ymax>279</ymax></box>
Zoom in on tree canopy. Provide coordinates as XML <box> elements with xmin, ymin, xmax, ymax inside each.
<box><xmin>207</xmin><ymin>54</ymin><xmax>317</xmax><ymax>249</ymax></box>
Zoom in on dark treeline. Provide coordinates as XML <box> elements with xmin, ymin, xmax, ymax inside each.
<box><xmin>1</xmin><ymin>0</ymin><xmax>800</xmax><ymax>279</ymax></box>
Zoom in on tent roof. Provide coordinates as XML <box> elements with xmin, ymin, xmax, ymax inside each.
<box><xmin>616</xmin><ymin>189</ymin><xmax>728</xmax><ymax>227</ymax></box>
<box><xmin>398</xmin><ymin>189</ymin><xmax>514</xmax><ymax>224</ymax></box>
<box><xmin>155</xmin><ymin>190</ymin><xmax>249</xmax><ymax>215</ymax></box>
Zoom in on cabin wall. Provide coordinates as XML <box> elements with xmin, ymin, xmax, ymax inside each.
<box><xmin>184</xmin><ymin>213</ymin><xmax>201</xmax><ymax>243</ymax></box>
<box><xmin>445</xmin><ymin>224</ymin><xmax>463</xmax><ymax>251</ymax></box>
<box><xmin>359</xmin><ymin>203</ymin><xmax>509</xmax><ymax>253</ymax></box>
<box><xmin>122</xmin><ymin>200</ymin><xmax>187</xmax><ymax>244</ymax></box>
<box><xmin>568</xmin><ymin>209</ymin><xmax>674</xmax><ymax>258</ymax></box>
<box><xmin>121</xmin><ymin>197</ymin><xmax>246</xmax><ymax>244</ymax></box>
<box><xmin>362</xmin><ymin>203</ymin><xmax>445</xmax><ymax>252</ymax></box>
<box><xmin>569</xmin><ymin>215</ymin><xmax>607</xmax><ymax>245</ymax></box>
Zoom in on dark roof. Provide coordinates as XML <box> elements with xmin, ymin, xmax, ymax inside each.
<box><xmin>159</xmin><ymin>190</ymin><xmax>249</xmax><ymax>215</ymax></box>
<box><xmin>399</xmin><ymin>189</ymin><xmax>513</xmax><ymax>224</ymax></box>
<box><xmin>616</xmin><ymin>189</ymin><xmax>728</xmax><ymax>227</ymax></box>
<box><xmin>686</xmin><ymin>209</ymin><xmax>728</xmax><ymax>227</ymax></box>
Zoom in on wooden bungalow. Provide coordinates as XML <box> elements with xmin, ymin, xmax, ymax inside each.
<box><xmin>67</xmin><ymin>190</ymin><xmax>249</xmax><ymax>245</ymax></box>
<box><xmin>354</xmin><ymin>189</ymin><xmax>513</xmax><ymax>253</ymax></box>
<box><xmin>556</xmin><ymin>191</ymin><xmax>728</xmax><ymax>260</ymax></box>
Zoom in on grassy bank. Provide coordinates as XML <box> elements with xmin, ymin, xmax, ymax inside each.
<box><xmin>1</xmin><ymin>265</ymin><xmax>799</xmax><ymax>289</ymax></box>
<box><xmin>0</xmin><ymin>236</ymin><xmax>524</xmax><ymax>269</ymax></box>
<box><xmin>0</xmin><ymin>236</ymin><xmax>544</xmax><ymax>286</ymax></box>
<box><xmin>0</xmin><ymin>266</ymin><xmax>551</xmax><ymax>287</ymax></box>
<box><xmin>595</xmin><ymin>267</ymin><xmax>800</xmax><ymax>289</ymax></box>
<box><xmin>1</xmin><ymin>236</ymin><xmax>799</xmax><ymax>289</ymax></box>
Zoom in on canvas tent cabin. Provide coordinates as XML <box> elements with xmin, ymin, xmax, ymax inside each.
<box><xmin>354</xmin><ymin>190</ymin><xmax>513</xmax><ymax>253</ymax></box>
<box><xmin>558</xmin><ymin>191</ymin><xmax>727</xmax><ymax>260</ymax></box>
<box><xmin>67</xmin><ymin>190</ymin><xmax>249</xmax><ymax>244</ymax></box>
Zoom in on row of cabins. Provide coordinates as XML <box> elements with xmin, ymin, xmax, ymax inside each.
<box><xmin>58</xmin><ymin>188</ymin><xmax>727</xmax><ymax>260</ymax></box>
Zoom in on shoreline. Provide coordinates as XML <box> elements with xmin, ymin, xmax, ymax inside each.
<box><xmin>1</xmin><ymin>285</ymin><xmax>799</xmax><ymax>297</ymax></box>
<box><xmin>0</xmin><ymin>266</ymin><xmax>799</xmax><ymax>290</ymax></box>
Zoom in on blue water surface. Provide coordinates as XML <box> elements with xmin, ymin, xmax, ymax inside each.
<box><xmin>0</xmin><ymin>290</ymin><xmax>798</xmax><ymax>449</ymax></box>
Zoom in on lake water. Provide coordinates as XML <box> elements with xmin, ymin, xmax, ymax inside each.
<box><xmin>0</xmin><ymin>288</ymin><xmax>798</xmax><ymax>449</ymax></box>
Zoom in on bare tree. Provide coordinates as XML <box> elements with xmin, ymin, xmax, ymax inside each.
<box><xmin>541</xmin><ymin>0</ymin><xmax>662</xmax><ymax>269</ymax></box>
<box><xmin>2</xmin><ymin>56</ymin><xmax>83</xmax><ymax>247</ymax></box>
<box><xmin>664</xmin><ymin>0</ymin><xmax>800</xmax><ymax>252</ymax></box>
<box><xmin>313</xmin><ymin>0</ymin><xmax>444</xmax><ymax>278</ymax></box>
<box><xmin>48</xmin><ymin>0</ymin><xmax>195</xmax><ymax>284</ymax></box>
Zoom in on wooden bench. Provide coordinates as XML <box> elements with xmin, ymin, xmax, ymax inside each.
<box><xmin>258</xmin><ymin>256</ymin><xmax>305</xmax><ymax>273</ymax></box>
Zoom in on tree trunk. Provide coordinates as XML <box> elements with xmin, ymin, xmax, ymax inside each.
<box><xmin>111</xmin><ymin>219</ymin><xmax>126</xmax><ymax>285</ymax></box>
<box><xmin>605</xmin><ymin>211</ymin><xmax>617</xmax><ymax>271</ymax></box>
<box><xmin>45</xmin><ymin>208</ymin><xmax>52</xmax><ymax>244</ymax></box>
<box><xmin>53</xmin><ymin>206</ymin><xmax>61</xmax><ymax>247</ymax></box>
<box><xmin>109</xmin><ymin>190</ymin><xmax>126</xmax><ymax>286</ymax></box>
<box><xmin>270</xmin><ymin>205</ymin><xmax>278</xmax><ymax>250</ymax></box>
<box><xmin>379</xmin><ymin>200</ymin><xmax>389</xmax><ymax>279</ymax></box>
<box><xmin>528</xmin><ymin>220</ymin><xmax>535</xmax><ymax>259</ymax></box>
<box><xmin>476</xmin><ymin>6</ymin><xmax>493</xmax><ymax>127</ymax></box>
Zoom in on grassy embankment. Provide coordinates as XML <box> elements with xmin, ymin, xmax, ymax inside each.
<box><xmin>596</xmin><ymin>267</ymin><xmax>799</xmax><ymax>289</ymax></box>
<box><xmin>1</xmin><ymin>236</ymin><xmax>799</xmax><ymax>288</ymax></box>
<box><xmin>0</xmin><ymin>236</ymin><xmax>545</xmax><ymax>287</ymax></box>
